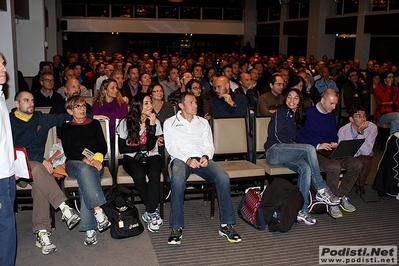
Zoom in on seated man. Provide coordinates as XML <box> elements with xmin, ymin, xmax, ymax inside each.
<box><xmin>10</xmin><ymin>91</ymin><xmax>107</xmax><ymax>255</ymax></box>
<box><xmin>257</xmin><ymin>74</ymin><xmax>284</xmax><ymax>116</ymax></box>
<box><xmin>298</xmin><ymin>89</ymin><xmax>362</xmax><ymax>219</ymax></box>
<box><xmin>56</xmin><ymin>69</ymin><xmax>90</xmax><ymax>99</ymax></box>
<box><xmin>33</xmin><ymin>72</ymin><xmax>64</xmax><ymax>107</ymax></box>
<box><xmin>211</xmin><ymin>76</ymin><xmax>247</xmax><ymax>118</ymax></box>
<box><xmin>164</xmin><ymin>92</ymin><xmax>241</xmax><ymax>245</ymax></box>
<box><xmin>10</xmin><ymin>91</ymin><xmax>80</xmax><ymax>255</ymax></box>
<box><xmin>338</xmin><ymin>106</ymin><xmax>377</xmax><ymax>195</ymax></box>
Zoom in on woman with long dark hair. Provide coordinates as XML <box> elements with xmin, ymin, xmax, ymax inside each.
<box><xmin>116</xmin><ymin>93</ymin><xmax>163</xmax><ymax>233</ymax></box>
<box><xmin>264</xmin><ymin>88</ymin><xmax>340</xmax><ymax>226</ymax></box>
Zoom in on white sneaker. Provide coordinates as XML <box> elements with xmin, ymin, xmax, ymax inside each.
<box><xmin>84</xmin><ymin>230</ymin><xmax>98</xmax><ymax>246</ymax></box>
<box><xmin>35</xmin><ymin>230</ymin><xmax>57</xmax><ymax>255</ymax></box>
<box><xmin>142</xmin><ymin>211</ymin><xmax>160</xmax><ymax>232</ymax></box>
<box><xmin>94</xmin><ymin>209</ymin><xmax>111</xmax><ymax>232</ymax></box>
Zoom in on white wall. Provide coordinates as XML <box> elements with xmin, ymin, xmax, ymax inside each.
<box><xmin>16</xmin><ymin>0</ymin><xmax>46</xmax><ymax>77</ymax></box>
<box><xmin>0</xmin><ymin>0</ymin><xmax>18</xmax><ymax>109</ymax></box>
<box><xmin>65</xmin><ymin>18</ymin><xmax>244</xmax><ymax>35</ymax></box>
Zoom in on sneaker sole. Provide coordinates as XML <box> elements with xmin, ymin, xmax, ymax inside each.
<box><xmin>84</xmin><ymin>240</ymin><xmax>98</xmax><ymax>246</ymax></box>
<box><xmin>315</xmin><ymin>196</ymin><xmax>340</xmax><ymax>206</ymax></box>
<box><xmin>218</xmin><ymin>230</ymin><xmax>242</xmax><ymax>243</ymax></box>
<box><xmin>98</xmin><ymin>221</ymin><xmax>111</xmax><ymax>232</ymax></box>
<box><xmin>36</xmin><ymin>243</ymin><xmax>57</xmax><ymax>255</ymax></box>
<box><xmin>339</xmin><ymin>204</ymin><xmax>356</xmax><ymax>213</ymax></box>
<box><xmin>147</xmin><ymin>223</ymin><xmax>160</xmax><ymax>233</ymax></box>
<box><xmin>297</xmin><ymin>217</ymin><xmax>316</xmax><ymax>226</ymax></box>
<box><xmin>328</xmin><ymin>211</ymin><xmax>343</xmax><ymax>219</ymax></box>
<box><xmin>66</xmin><ymin>215</ymin><xmax>81</xmax><ymax>230</ymax></box>
<box><xmin>168</xmin><ymin>237</ymin><xmax>182</xmax><ymax>245</ymax></box>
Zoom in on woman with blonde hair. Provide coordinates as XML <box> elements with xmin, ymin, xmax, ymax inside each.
<box><xmin>93</xmin><ymin>78</ymin><xmax>128</xmax><ymax>137</ymax></box>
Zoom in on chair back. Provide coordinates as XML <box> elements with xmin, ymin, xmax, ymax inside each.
<box><xmin>369</xmin><ymin>92</ymin><xmax>375</xmax><ymax>116</ymax></box>
<box><xmin>255</xmin><ymin>116</ymin><xmax>271</xmax><ymax>153</ymax></box>
<box><xmin>212</xmin><ymin>117</ymin><xmax>248</xmax><ymax>156</ymax></box>
<box><xmin>99</xmin><ymin>119</ymin><xmax>111</xmax><ymax>163</ymax></box>
<box><xmin>35</xmin><ymin>107</ymin><xmax>51</xmax><ymax>114</ymax></box>
<box><xmin>44</xmin><ymin>126</ymin><xmax>57</xmax><ymax>160</ymax></box>
<box><xmin>84</xmin><ymin>96</ymin><xmax>94</xmax><ymax>105</ymax></box>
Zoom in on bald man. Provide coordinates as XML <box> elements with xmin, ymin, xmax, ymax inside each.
<box><xmin>210</xmin><ymin>76</ymin><xmax>248</xmax><ymax>118</ymax></box>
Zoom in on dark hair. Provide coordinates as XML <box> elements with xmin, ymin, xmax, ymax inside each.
<box><xmin>269</xmin><ymin>74</ymin><xmax>283</xmax><ymax>85</ymax></box>
<box><xmin>288</xmin><ymin>76</ymin><xmax>305</xmax><ymax>90</ymax></box>
<box><xmin>284</xmin><ymin>88</ymin><xmax>306</xmax><ymax>129</ymax></box>
<box><xmin>124</xmin><ymin>93</ymin><xmax>151</xmax><ymax>144</ymax></box>
<box><xmin>348</xmin><ymin>106</ymin><xmax>366</xmax><ymax>117</ymax></box>
<box><xmin>148</xmin><ymin>82</ymin><xmax>164</xmax><ymax>95</ymax></box>
<box><xmin>221</xmin><ymin>64</ymin><xmax>232</xmax><ymax>73</ymax></box>
<box><xmin>178</xmin><ymin>91</ymin><xmax>194</xmax><ymax>105</ymax></box>
<box><xmin>347</xmin><ymin>68</ymin><xmax>358</xmax><ymax>77</ymax></box>
<box><xmin>186</xmin><ymin>79</ymin><xmax>202</xmax><ymax>91</ymax></box>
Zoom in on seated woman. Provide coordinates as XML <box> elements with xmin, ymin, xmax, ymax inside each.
<box><xmin>374</xmin><ymin>71</ymin><xmax>399</xmax><ymax>135</ymax></box>
<box><xmin>264</xmin><ymin>88</ymin><xmax>340</xmax><ymax>226</ymax></box>
<box><xmin>186</xmin><ymin>79</ymin><xmax>211</xmax><ymax>120</ymax></box>
<box><xmin>61</xmin><ymin>96</ymin><xmax>111</xmax><ymax>246</ymax></box>
<box><xmin>116</xmin><ymin>94</ymin><xmax>163</xmax><ymax>232</ymax></box>
<box><xmin>148</xmin><ymin>82</ymin><xmax>174</xmax><ymax>129</ymax></box>
<box><xmin>93</xmin><ymin>78</ymin><xmax>128</xmax><ymax>137</ymax></box>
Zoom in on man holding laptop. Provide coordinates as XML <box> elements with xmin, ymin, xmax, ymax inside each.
<box><xmin>298</xmin><ymin>89</ymin><xmax>362</xmax><ymax>218</ymax></box>
<box><xmin>338</xmin><ymin>106</ymin><xmax>377</xmax><ymax>196</ymax></box>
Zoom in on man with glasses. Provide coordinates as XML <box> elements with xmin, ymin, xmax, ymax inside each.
<box><xmin>338</xmin><ymin>106</ymin><xmax>377</xmax><ymax>195</ymax></box>
<box><xmin>257</xmin><ymin>74</ymin><xmax>284</xmax><ymax>116</ymax></box>
<box><xmin>192</xmin><ymin>64</ymin><xmax>211</xmax><ymax>93</ymax></box>
<box><xmin>343</xmin><ymin>68</ymin><xmax>370</xmax><ymax>113</ymax></box>
<box><xmin>33</xmin><ymin>72</ymin><xmax>64</xmax><ymax>107</ymax></box>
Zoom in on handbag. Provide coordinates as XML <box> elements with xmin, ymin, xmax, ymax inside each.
<box><xmin>102</xmin><ymin>185</ymin><xmax>144</xmax><ymax>239</ymax></box>
<box><xmin>237</xmin><ymin>186</ymin><xmax>267</xmax><ymax>230</ymax></box>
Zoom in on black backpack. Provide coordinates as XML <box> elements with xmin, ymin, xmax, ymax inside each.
<box><xmin>102</xmin><ymin>185</ymin><xmax>144</xmax><ymax>239</ymax></box>
<box><xmin>260</xmin><ymin>178</ymin><xmax>304</xmax><ymax>232</ymax></box>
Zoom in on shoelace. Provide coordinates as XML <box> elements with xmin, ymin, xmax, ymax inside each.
<box><xmin>150</xmin><ymin>213</ymin><xmax>158</xmax><ymax>224</ymax></box>
<box><xmin>226</xmin><ymin>225</ymin><xmax>237</xmax><ymax>235</ymax></box>
<box><xmin>171</xmin><ymin>228</ymin><xmax>181</xmax><ymax>237</ymax></box>
<box><xmin>39</xmin><ymin>232</ymin><xmax>52</xmax><ymax>245</ymax></box>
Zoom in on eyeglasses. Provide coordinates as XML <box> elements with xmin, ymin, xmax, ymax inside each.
<box><xmin>191</xmin><ymin>86</ymin><xmax>202</xmax><ymax>91</ymax></box>
<box><xmin>42</xmin><ymin>79</ymin><xmax>54</xmax><ymax>83</ymax></box>
<box><xmin>74</xmin><ymin>104</ymin><xmax>86</xmax><ymax>110</ymax></box>
<box><xmin>353</xmin><ymin>114</ymin><xmax>367</xmax><ymax>119</ymax></box>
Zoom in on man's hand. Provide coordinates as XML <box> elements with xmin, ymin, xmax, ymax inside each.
<box><xmin>42</xmin><ymin>160</ymin><xmax>54</xmax><ymax>174</ymax></box>
<box><xmin>93</xmin><ymin>115</ymin><xmax>109</xmax><ymax>120</ymax></box>
<box><xmin>318</xmin><ymin>142</ymin><xmax>337</xmax><ymax>151</ymax></box>
<box><xmin>358</xmin><ymin>121</ymin><xmax>369</xmax><ymax>133</ymax></box>
<box><xmin>199</xmin><ymin>156</ymin><xmax>209</xmax><ymax>168</ymax></box>
<box><xmin>219</xmin><ymin>94</ymin><xmax>235</xmax><ymax>107</ymax></box>
<box><xmin>187</xmin><ymin>158</ymin><xmax>201</xmax><ymax>168</ymax></box>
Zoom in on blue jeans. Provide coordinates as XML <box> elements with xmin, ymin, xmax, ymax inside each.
<box><xmin>266</xmin><ymin>143</ymin><xmax>327</xmax><ymax>211</ymax></box>
<box><xmin>0</xmin><ymin>175</ymin><xmax>16</xmax><ymax>266</ymax></box>
<box><xmin>378</xmin><ymin>112</ymin><xmax>399</xmax><ymax>135</ymax></box>
<box><xmin>169</xmin><ymin>159</ymin><xmax>235</xmax><ymax>228</ymax></box>
<box><xmin>65</xmin><ymin>161</ymin><xmax>105</xmax><ymax>231</ymax></box>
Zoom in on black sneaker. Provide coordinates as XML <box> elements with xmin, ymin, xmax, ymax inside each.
<box><xmin>218</xmin><ymin>225</ymin><xmax>241</xmax><ymax>243</ymax></box>
<box><xmin>168</xmin><ymin>228</ymin><xmax>182</xmax><ymax>245</ymax></box>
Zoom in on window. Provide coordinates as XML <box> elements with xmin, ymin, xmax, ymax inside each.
<box><xmin>180</xmin><ymin>7</ymin><xmax>200</xmax><ymax>19</ymax></box>
<box><xmin>203</xmin><ymin>7</ymin><xmax>222</xmax><ymax>20</ymax></box>
<box><xmin>87</xmin><ymin>4</ymin><xmax>109</xmax><ymax>17</ymax></box>
<box><xmin>112</xmin><ymin>4</ymin><xmax>132</xmax><ymax>18</ymax></box>
<box><xmin>62</xmin><ymin>3</ymin><xmax>85</xmax><ymax>17</ymax></box>
<box><xmin>224</xmin><ymin>8</ymin><xmax>242</xmax><ymax>20</ymax></box>
<box><xmin>159</xmin><ymin>6</ymin><xmax>179</xmax><ymax>19</ymax></box>
<box><xmin>135</xmin><ymin>5</ymin><xmax>156</xmax><ymax>18</ymax></box>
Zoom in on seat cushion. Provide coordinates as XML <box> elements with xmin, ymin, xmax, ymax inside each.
<box><xmin>216</xmin><ymin>160</ymin><xmax>265</xmax><ymax>178</ymax></box>
<box><xmin>64</xmin><ymin>168</ymin><xmax>113</xmax><ymax>188</ymax></box>
<box><xmin>256</xmin><ymin>159</ymin><xmax>296</xmax><ymax>175</ymax></box>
